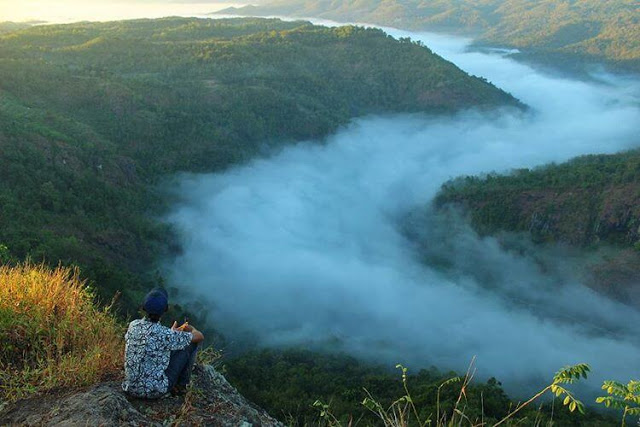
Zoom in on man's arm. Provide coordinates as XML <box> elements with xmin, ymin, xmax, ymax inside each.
<box><xmin>190</xmin><ymin>326</ymin><xmax>204</xmax><ymax>344</ymax></box>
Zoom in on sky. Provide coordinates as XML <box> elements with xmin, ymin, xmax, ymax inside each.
<box><xmin>164</xmin><ymin>25</ymin><xmax>640</xmax><ymax>396</ymax></box>
<box><xmin>0</xmin><ymin>0</ymin><xmax>238</xmax><ymax>23</ymax></box>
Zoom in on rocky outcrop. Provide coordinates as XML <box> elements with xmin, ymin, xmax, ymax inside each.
<box><xmin>0</xmin><ymin>364</ymin><xmax>283</xmax><ymax>426</ymax></box>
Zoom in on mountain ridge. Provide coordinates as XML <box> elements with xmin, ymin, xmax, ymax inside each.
<box><xmin>218</xmin><ymin>0</ymin><xmax>640</xmax><ymax>74</ymax></box>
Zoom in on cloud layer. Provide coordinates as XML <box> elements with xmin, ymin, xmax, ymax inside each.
<box><xmin>165</xmin><ymin>29</ymin><xmax>640</xmax><ymax>394</ymax></box>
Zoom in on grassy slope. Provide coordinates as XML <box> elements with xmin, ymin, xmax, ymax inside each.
<box><xmin>0</xmin><ymin>263</ymin><xmax>123</xmax><ymax>403</ymax></box>
<box><xmin>0</xmin><ymin>17</ymin><xmax>518</xmax><ymax>313</ymax></box>
<box><xmin>223</xmin><ymin>0</ymin><xmax>640</xmax><ymax>73</ymax></box>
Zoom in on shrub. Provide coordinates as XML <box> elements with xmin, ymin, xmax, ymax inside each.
<box><xmin>0</xmin><ymin>262</ymin><xmax>124</xmax><ymax>402</ymax></box>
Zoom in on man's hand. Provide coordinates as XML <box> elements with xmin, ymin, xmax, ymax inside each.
<box><xmin>172</xmin><ymin>321</ymin><xmax>193</xmax><ymax>332</ymax></box>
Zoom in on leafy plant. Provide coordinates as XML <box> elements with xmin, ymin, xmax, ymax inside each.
<box><xmin>313</xmin><ymin>399</ymin><xmax>348</xmax><ymax>427</ymax></box>
<box><xmin>312</xmin><ymin>362</ymin><xmax>591</xmax><ymax>427</ymax></box>
<box><xmin>596</xmin><ymin>379</ymin><xmax>640</xmax><ymax>426</ymax></box>
<box><xmin>493</xmin><ymin>363</ymin><xmax>589</xmax><ymax>426</ymax></box>
<box><xmin>196</xmin><ymin>345</ymin><xmax>223</xmax><ymax>367</ymax></box>
<box><xmin>361</xmin><ymin>364</ymin><xmax>430</xmax><ymax>427</ymax></box>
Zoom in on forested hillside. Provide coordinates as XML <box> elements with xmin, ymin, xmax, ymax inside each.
<box><xmin>435</xmin><ymin>150</ymin><xmax>640</xmax><ymax>306</ymax></box>
<box><xmin>222</xmin><ymin>0</ymin><xmax>640</xmax><ymax>73</ymax></box>
<box><xmin>0</xmin><ymin>17</ymin><xmax>517</xmax><ymax>312</ymax></box>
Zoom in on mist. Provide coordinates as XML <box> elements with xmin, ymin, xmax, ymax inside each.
<box><xmin>164</xmin><ymin>27</ymin><xmax>640</xmax><ymax>394</ymax></box>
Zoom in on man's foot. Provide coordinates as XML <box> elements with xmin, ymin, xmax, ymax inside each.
<box><xmin>170</xmin><ymin>385</ymin><xmax>188</xmax><ymax>397</ymax></box>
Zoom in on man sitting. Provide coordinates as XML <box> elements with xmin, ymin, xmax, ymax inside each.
<box><xmin>122</xmin><ymin>287</ymin><xmax>204</xmax><ymax>398</ymax></box>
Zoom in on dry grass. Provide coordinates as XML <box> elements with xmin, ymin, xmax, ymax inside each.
<box><xmin>0</xmin><ymin>262</ymin><xmax>124</xmax><ymax>402</ymax></box>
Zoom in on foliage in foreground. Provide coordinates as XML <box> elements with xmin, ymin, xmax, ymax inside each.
<box><xmin>225</xmin><ymin>349</ymin><xmax>614</xmax><ymax>426</ymax></box>
<box><xmin>597</xmin><ymin>379</ymin><xmax>640</xmax><ymax>426</ymax></box>
<box><xmin>0</xmin><ymin>262</ymin><xmax>124</xmax><ymax>404</ymax></box>
<box><xmin>315</xmin><ymin>363</ymin><xmax>592</xmax><ymax>427</ymax></box>
<box><xmin>0</xmin><ymin>264</ymin><xmax>628</xmax><ymax>427</ymax></box>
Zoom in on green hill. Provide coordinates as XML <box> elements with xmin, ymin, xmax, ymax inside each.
<box><xmin>0</xmin><ymin>17</ymin><xmax>518</xmax><ymax>312</ymax></box>
<box><xmin>436</xmin><ymin>150</ymin><xmax>640</xmax><ymax>246</ymax></box>
<box><xmin>222</xmin><ymin>0</ymin><xmax>640</xmax><ymax>73</ymax></box>
<box><xmin>435</xmin><ymin>150</ymin><xmax>640</xmax><ymax>306</ymax></box>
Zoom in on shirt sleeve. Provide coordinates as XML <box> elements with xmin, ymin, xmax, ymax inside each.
<box><xmin>161</xmin><ymin>328</ymin><xmax>193</xmax><ymax>351</ymax></box>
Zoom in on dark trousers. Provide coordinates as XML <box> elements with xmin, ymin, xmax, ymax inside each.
<box><xmin>165</xmin><ymin>342</ymin><xmax>199</xmax><ymax>390</ymax></box>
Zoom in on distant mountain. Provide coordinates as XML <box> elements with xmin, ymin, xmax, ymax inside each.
<box><xmin>219</xmin><ymin>0</ymin><xmax>640</xmax><ymax>73</ymax></box>
<box><xmin>0</xmin><ymin>17</ymin><xmax>518</xmax><ymax>312</ymax></box>
<box><xmin>0</xmin><ymin>21</ymin><xmax>38</xmax><ymax>34</ymax></box>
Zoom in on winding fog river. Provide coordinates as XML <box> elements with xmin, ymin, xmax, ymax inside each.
<box><xmin>164</xmin><ymin>18</ymin><xmax>640</xmax><ymax>395</ymax></box>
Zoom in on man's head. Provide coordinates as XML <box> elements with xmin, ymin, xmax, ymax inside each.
<box><xmin>143</xmin><ymin>287</ymin><xmax>168</xmax><ymax>322</ymax></box>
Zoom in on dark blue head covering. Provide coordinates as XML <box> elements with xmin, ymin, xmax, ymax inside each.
<box><xmin>143</xmin><ymin>287</ymin><xmax>168</xmax><ymax>315</ymax></box>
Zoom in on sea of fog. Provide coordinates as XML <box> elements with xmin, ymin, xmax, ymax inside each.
<box><xmin>164</xmin><ymin>21</ymin><xmax>640</xmax><ymax>395</ymax></box>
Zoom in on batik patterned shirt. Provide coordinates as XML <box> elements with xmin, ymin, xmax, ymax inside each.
<box><xmin>122</xmin><ymin>318</ymin><xmax>192</xmax><ymax>398</ymax></box>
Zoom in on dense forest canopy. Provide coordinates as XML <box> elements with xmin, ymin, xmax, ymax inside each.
<box><xmin>0</xmin><ymin>17</ymin><xmax>517</xmax><ymax>312</ymax></box>
<box><xmin>222</xmin><ymin>0</ymin><xmax>640</xmax><ymax>73</ymax></box>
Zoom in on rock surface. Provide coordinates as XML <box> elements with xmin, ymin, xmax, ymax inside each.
<box><xmin>0</xmin><ymin>364</ymin><xmax>283</xmax><ymax>426</ymax></box>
